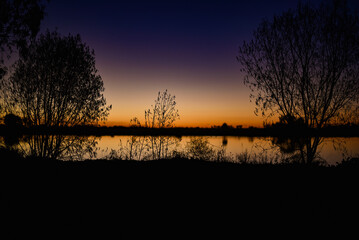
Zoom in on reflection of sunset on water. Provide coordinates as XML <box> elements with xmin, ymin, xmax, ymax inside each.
<box><xmin>92</xmin><ymin>136</ymin><xmax>359</xmax><ymax>165</ymax></box>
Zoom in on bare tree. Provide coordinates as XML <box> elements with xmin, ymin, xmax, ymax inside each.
<box><xmin>144</xmin><ymin>89</ymin><xmax>179</xmax><ymax>128</ymax></box>
<box><xmin>237</xmin><ymin>0</ymin><xmax>359</xmax><ymax>164</ymax></box>
<box><xmin>237</xmin><ymin>0</ymin><xmax>359</xmax><ymax>129</ymax></box>
<box><xmin>6</xmin><ymin>30</ymin><xmax>111</xmax><ymax>127</ymax></box>
<box><xmin>144</xmin><ymin>90</ymin><xmax>180</xmax><ymax>159</ymax></box>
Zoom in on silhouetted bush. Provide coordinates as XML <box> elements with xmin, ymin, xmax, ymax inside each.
<box><xmin>186</xmin><ymin>137</ymin><xmax>215</xmax><ymax>161</ymax></box>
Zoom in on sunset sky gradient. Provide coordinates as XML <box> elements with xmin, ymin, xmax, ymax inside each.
<box><xmin>40</xmin><ymin>0</ymin><xmax>359</xmax><ymax>127</ymax></box>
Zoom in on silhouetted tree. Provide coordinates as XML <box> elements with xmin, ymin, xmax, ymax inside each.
<box><xmin>7</xmin><ymin>30</ymin><xmax>111</xmax><ymax>127</ymax></box>
<box><xmin>4</xmin><ymin>113</ymin><xmax>22</xmax><ymax>128</ymax></box>
<box><xmin>237</xmin><ymin>0</ymin><xmax>359</xmax><ymax>129</ymax></box>
<box><xmin>144</xmin><ymin>89</ymin><xmax>179</xmax><ymax>128</ymax></box>
<box><xmin>144</xmin><ymin>90</ymin><xmax>180</xmax><ymax>159</ymax></box>
<box><xmin>270</xmin><ymin>114</ymin><xmax>305</xmax><ymax>129</ymax></box>
<box><xmin>3</xmin><ymin>113</ymin><xmax>23</xmax><ymax>147</ymax></box>
<box><xmin>0</xmin><ymin>0</ymin><xmax>47</xmax><ymax>115</ymax></box>
<box><xmin>238</xmin><ymin>0</ymin><xmax>359</xmax><ymax>164</ymax></box>
<box><xmin>0</xmin><ymin>0</ymin><xmax>46</xmax><ymax>77</ymax></box>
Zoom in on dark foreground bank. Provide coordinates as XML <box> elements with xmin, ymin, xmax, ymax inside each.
<box><xmin>1</xmin><ymin>149</ymin><xmax>358</xmax><ymax>237</ymax></box>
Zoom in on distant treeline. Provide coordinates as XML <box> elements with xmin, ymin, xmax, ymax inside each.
<box><xmin>1</xmin><ymin>124</ymin><xmax>358</xmax><ymax>137</ymax></box>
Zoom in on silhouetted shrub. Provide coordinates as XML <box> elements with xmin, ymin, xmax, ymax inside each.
<box><xmin>186</xmin><ymin>137</ymin><xmax>215</xmax><ymax>161</ymax></box>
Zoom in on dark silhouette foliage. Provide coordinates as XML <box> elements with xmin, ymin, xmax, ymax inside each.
<box><xmin>2</xmin><ymin>113</ymin><xmax>23</xmax><ymax>147</ymax></box>
<box><xmin>237</xmin><ymin>0</ymin><xmax>359</xmax><ymax>164</ymax></box>
<box><xmin>7</xmin><ymin>30</ymin><xmax>111</xmax><ymax>127</ymax></box>
<box><xmin>0</xmin><ymin>0</ymin><xmax>47</xmax><ymax>78</ymax></box>
<box><xmin>0</xmin><ymin>0</ymin><xmax>47</xmax><ymax>116</ymax></box>
<box><xmin>237</xmin><ymin>0</ymin><xmax>359</xmax><ymax>129</ymax></box>
<box><xmin>4</xmin><ymin>113</ymin><xmax>22</xmax><ymax>128</ymax></box>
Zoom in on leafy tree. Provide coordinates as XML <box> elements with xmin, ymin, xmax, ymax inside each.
<box><xmin>237</xmin><ymin>0</ymin><xmax>359</xmax><ymax>129</ymax></box>
<box><xmin>0</xmin><ymin>0</ymin><xmax>47</xmax><ymax>115</ymax></box>
<box><xmin>7</xmin><ymin>30</ymin><xmax>111</xmax><ymax>127</ymax></box>
<box><xmin>0</xmin><ymin>0</ymin><xmax>46</xmax><ymax>78</ymax></box>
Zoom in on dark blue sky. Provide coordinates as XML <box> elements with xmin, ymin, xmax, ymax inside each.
<box><xmin>40</xmin><ymin>0</ymin><xmax>359</xmax><ymax>127</ymax></box>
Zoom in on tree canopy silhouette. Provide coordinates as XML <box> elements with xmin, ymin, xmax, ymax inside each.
<box><xmin>237</xmin><ymin>0</ymin><xmax>359</xmax><ymax>128</ymax></box>
<box><xmin>4</xmin><ymin>113</ymin><xmax>22</xmax><ymax>128</ymax></box>
<box><xmin>0</xmin><ymin>0</ymin><xmax>46</xmax><ymax>79</ymax></box>
<box><xmin>7</xmin><ymin>30</ymin><xmax>111</xmax><ymax>127</ymax></box>
<box><xmin>0</xmin><ymin>0</ymin><xmax>47</xmax><ymax>115</ymax></box>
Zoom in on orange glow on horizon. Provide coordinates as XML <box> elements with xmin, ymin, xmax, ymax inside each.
<box><xmin>101</xmin><ymin>117</ymin><xmax>264</xmax><ymax>128</ymax></box>
<box><xmin>98</xmin><ymin>70</ymin><xmax>267</xmax><ymax>128</ymax></box>
<box><xmin>95</xmin><ymin>54</ymin><xmax>269</xmax><ymax>129</ymax></box>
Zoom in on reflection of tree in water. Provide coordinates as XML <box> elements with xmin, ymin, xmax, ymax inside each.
<box><xmin>1</xmin><ymin>114</ymin><xmax>23</xmax><ymax>148</ymax></box>
<box><xmin>271</xmin><ymin>136</ymin><xmax>325</xmax><ymax>165</ymax></box>
<box><xmin>272</xmin><ymin>137</ymin><xmax>306</xmax><ymax>154</ymax></box>
<box><xmin>222</xmin><ymin>136</ymin><xmax>228</xmax><ymax>147</ymax></box>
<box><xmin>3</xmin><ymin>133</ymin><xmax>21</xmax><ymax>148</ymax></box>
<box><xmin>112</xmin><ymin>135</ymin><xmax>181</xmax><ymax>161</ymax></box>
<box><xmin>146</xmin><ymin>136</ymin><xmax>181</xmax><ymax>160</ymax></box>
<box><xmin>17</xmin><ymin>135</ymin><xmax>98</xmax><ymax>160</ymax></box>
<box><xmin>325</xmin><ymin>138</ymin><xmax>350</xmax><ymax>162</ymax></box>
<box><xmin>112</xmin><ymin>90</ymin><xmax>181</xmax><ymax>161</ymax></box>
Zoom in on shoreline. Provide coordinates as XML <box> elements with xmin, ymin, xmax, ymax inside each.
<box><xmin>1</xmin><ymin>125</ymin><xmax>359</xmax><ymax>137</ymax></box>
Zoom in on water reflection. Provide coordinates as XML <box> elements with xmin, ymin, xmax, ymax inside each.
<box><xmin>1</xmin><ymin>135</ymin><xmax>358</xmax><ymax>164</ymax></box>
<box><xmin>2</xmin><ymin>134</ymin><xmax>98</xmax><ymax>160</ymax></box>
<box><xmin>271</xmin><ymin>136</ymin><xmax>324</xmax><ymax>164</ymax></box>
<box><xmin>91</xmin><ymin>136</ymin><xmax>358</xmax><ymax>165</ymax></box>
<box><xmin>105</xmin><ymin>135</ymin><xmax>182</xmax><ymax>160</ymax></box>
<box><xmin>222</xmin><ymin>136</ymin><xmax>228</xmax><ymax>147</ymax></box>
<box><xmin>3</xmin><ymin>133</ymin><xmax>21</xmax><ymax>148</ymax></box>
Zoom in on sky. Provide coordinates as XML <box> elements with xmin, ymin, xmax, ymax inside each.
<box><xmin>40</xmin><ymin>0</ymin><xmax>359</xmax><ymax>127</ymax></box>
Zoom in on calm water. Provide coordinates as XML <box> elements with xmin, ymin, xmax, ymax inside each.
<box><xmin>2</xmin><ymin>135</ymin><xmax>358</xmax><ymax>165</ymax></box>
<box><xmin>92</xmin><ymin>136</ymin><xmax>359</xmax><ymax>165</ymax></box>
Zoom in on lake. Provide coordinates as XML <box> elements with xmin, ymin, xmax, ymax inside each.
<box><xmin>2</xmin><ymin>135</ymin><xmax>358</xmax><ymax>165</ymax></box>
<box><xmin>92</xmin><ymin>136</ymin><xmax>359</xmax><ymax>165</ymax></box>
